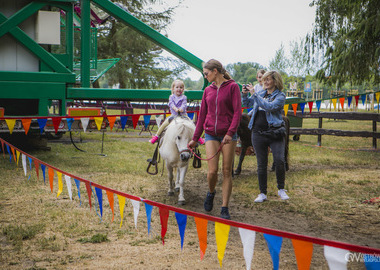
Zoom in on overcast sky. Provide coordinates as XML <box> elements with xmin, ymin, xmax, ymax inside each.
<box><xmin>159</xmin><ymin>0</ymin><xmax>316</xmax><ymax>79</ymax></box>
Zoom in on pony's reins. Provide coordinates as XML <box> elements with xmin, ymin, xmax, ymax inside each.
<box><xmin>187</xmin><ymin>142</ymin><xmax>224</xmax><ymax>161</ymax></box>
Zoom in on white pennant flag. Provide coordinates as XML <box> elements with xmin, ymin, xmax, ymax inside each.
<box><xmin>130</xmin><ymin>199</ymin><xmax>140</xmax><ymax>229</ymax></box>
<box><xmin>22</xmin><ymin>154</ymin><xmax>27</xmax><ymax>176</ymax></box>
<box><xmin>64</xmin><ymin>175</ymin><xmax>73</xmax><ymax>200</ymax></box>
<box><xmin>239</xmin><ymin>228</ymin><xmax>256</xmax><ymax>270</ymax></box>
<box><xmin>324</xmin><ymin>100</ymin><xmax>330</xmax><ymax>109</ymax></box>
<box><xmin>324</xmin><ymin>245</ymin><xmax>350</xmax><ymax>270</ymax></box>
<box><xmin>81</xmin><ymin>118</ymin><xmax>90</xmax><ymax>132</ymax></box>
<box><xmin>155</xmin><ymin>115</ymin><xmax>162</xmax><ymax>128</ymax></box>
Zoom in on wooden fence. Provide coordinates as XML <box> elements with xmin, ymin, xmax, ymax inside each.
<box><xmin>289</xmin><ymin>112</ymin><xmax>380</xmax><ymax>149</ymax></box>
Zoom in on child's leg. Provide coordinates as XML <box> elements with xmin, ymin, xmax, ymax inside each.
<box><xmin>155</xmin><ymin>117</ymin><xmax>170</xmax><ymax>136</ymax></box>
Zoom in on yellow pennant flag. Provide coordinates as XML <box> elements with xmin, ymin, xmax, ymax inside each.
<box><xmin>283</xmin><ymin>104</ymin><xmax>289</xmax><ymax>116</ymax></box>
<box><xmin>215</xmin><ymin>222</ymin><xmax>230</xmax><ymax>268</ymax></box>
<box><xmin>94</xmin><ymin>117</ymin><xmax>103</xmax><ymax>131</ymax></box>
<box><xmin>5</xmin><ymin>119</ymin><xmax>16</xmax><ymax>134</ymax></box>
<box><xmin>376</xmin><ymin>92</ymin><xmax>380</xmax><ymax>103</ymax></box>
<box><xmin>117</xmin><ymin>195</ymin><xmax>126</xmax><ymax>228</ymax></box>
<box><xmin>57</xmin><ymin>171</ymin><xmax>63</xmax><ymax>198</ymax></box>
<box><xmin>16</xmin><ymin>150</ymin><xmax>20</xmax><ymax>166</ymax></box>
<box><xmin>331</xmin><ymin>98</ymin><xmax>337</xmax><ymax>110</ymax></box>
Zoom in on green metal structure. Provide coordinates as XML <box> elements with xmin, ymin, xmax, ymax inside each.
<box><xmin>0</xmin><ymin>0</ymin><xmax>205</xmax><ymax>116</ymax></box>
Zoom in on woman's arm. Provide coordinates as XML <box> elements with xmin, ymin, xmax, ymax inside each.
<box><xmin>254</xmin><ymin>91</ymin><xmax>286</xmax><ymax>112</ymax></box>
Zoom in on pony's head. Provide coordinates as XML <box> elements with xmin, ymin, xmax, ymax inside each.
<box><xmin>175</xmin><ymin>123</ymin><xmax>193</xmax><ymax>161</ymax></box>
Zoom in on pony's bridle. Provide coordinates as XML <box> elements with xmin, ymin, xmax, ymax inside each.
<box><xmin>179</xmin><ymin>148</ymin><xmax>192</xmax><ymax>157</ymax></box>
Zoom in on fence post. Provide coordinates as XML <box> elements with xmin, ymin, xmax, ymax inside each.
<box><xmin>373</xmin><ymin>120</ymin><xmax>377</xmax><ymax>149</ymax></box>
<box><xmin>318</xmin><ymin>117</ymin><xmax>323</xmax><ymax>146</ymax></box>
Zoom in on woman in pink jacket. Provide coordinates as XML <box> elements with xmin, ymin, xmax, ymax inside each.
<box><xmin>189</xmin><ymin>59</ymin><xmax>241</xmax><ymax>220</ymax></box>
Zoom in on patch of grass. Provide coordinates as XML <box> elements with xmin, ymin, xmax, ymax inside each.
<box><xmin>2</xmin><ymin>224</ymin><xmax>45</xmax><ymax>249</ymax></box>
<box><xmin>37</xmin><ymin>235</ymin><xmax>61</xmax><ymax>251</ymax></box>
<box><xmin>129</xmin><ymin>236</ymin><xmax>161</xmax><ymax>246</ymax></box>
<box><xmin>78</xmin><ymin>233</ymin><xmax>109</xmax><ymax>243</ymax></box>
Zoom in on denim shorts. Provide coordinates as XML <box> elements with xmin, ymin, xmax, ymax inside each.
<box><xmin>204</xmin><ymin>133</ymin><xmax>238</xmax><ymax>142</ymax></box>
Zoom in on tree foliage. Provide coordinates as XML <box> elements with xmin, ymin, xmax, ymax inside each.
<box><xmin>226</xmin><ymin>62</ymin><xmax>265</xmax><ymax>84</ymax></box>
<box><xmin>307</xmin><ymin>0</ymin><xmax>380</xmax><ymax>86</ymax></box>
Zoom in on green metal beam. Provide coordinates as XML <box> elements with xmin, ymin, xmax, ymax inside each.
<box><xmin>80</xmin><ymin>0</ymin><xmax>91</xmax><ymax>87</ymax></box>
<box><xmin>0</xmin><ymin>12</ymin><xmax>71</xmax><ymax>74</ymax></box>
<box><xmin>67</xmin><ymin>87</ymin><xmax>204</xmax><ymax>101</ymax></box>
<box><xmin>0</xmin><ymin>71</ymin><xmax>75</xmax><ymax>83</ymax></box>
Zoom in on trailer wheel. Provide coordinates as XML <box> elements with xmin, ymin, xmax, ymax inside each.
<box><xmin>293</xmin><ymin>135</ymin><xmax>300</xmax><ymax>141</ymax></box>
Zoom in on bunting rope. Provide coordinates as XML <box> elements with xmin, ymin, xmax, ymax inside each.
<box><xmin>1</xmin><ymin>136</ymin><xmax>380</xmax><ymax>263</ymax></box>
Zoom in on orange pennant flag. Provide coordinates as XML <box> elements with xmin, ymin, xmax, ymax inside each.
<box><xmin>5</xmin><ymin>119</ymin><xmax>16</xmax><ymax>134</ymax></box>
<box><xmin>21</xmin><ymin>119</ymin><xmax>32</xmax><ymax>135</ymax></box>
<box><xmin>106</xmin><ymin>190</ymin><xmax>115</xmax><ymax>222</ymax></box>
<box><xmin>107</xmin><ymin>116</ymin><xmax>116</xmax><ymax>131</ymax></box>
<box><xmin>292</xmin><ymin>104</ymin><xmax>298</xmax><ymax>116</ymax></box>
<box><xmin>131</xmin><ymin>114</ymin><xmax>140</xmax><ymax>129</ymax></box>
<box><xmin>292</xmin><ymin>239</ymin><xmax>313</xmax><ymax>270</ymax></box>
<box><xmin>10</xmin><ymin>147</ymin><xmax>16</xmax><ymax>163</ymax></box>
<box><xmin>52</xmin><ymin>117</ymin><xmax>62</xmax><ymax>134</ymax></box>
<box><xmin>339</xmin><ymin>97</ymin><xmax>345</xmax><ymax>110</ymax></box>
<box><xmin>194</xmin><ymin>217</ymin><xmax>208</xmax><ymax>260</ymax></box>
<box><xmin>33</xmin><ymin>159</ymin><xmax>40</xmax><ymax>179</ymax></box>
<box><xmin>48</xmin><ymin>167</ymin><xmax>54</xmax><ymax>192</ymax></box>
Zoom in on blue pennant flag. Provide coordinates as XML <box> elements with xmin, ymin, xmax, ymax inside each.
<box><xmin>66</xmin><ymin>118</ymin><xmax>74</xmax><ymax>131</ymax></box>
<box><xmin>187</xmin><ymin>112</ymin><xmax>194</xmax><ymax>120</ymax></box>
<box><xmin>40</xmin><ymin>164</ymin><xmax>46</xmax><ymax>184</ymax></box>
<box><xmin>74</xmin><ymin>179</ymin><xmax>81</xmax><ymax>206</ymax></box>
<box><xmin>6</xmin><ymin>144</ymin><xmax>11</xmax><ymax>163</ymax></box>
<box><xmin>27</xmin><ymin>157</ymin><xmax>32</xmax><ymax>181</ymax></box>
<box><xmin>120</xmin><ymin>116</ymin><xmax>128</xmax><ymax>130</ymax></box>
<box><xmin>91</xmin><ymin>186</ymin><xmax>102</xmax><ymax>222</ymax></box>
<box><xmin>37</xmin><ymin>118</ymin><xmax>48</xmax><ymax>134</ymax></box>
<box><xmin>299</xmin><ymin>103</ymin><xmax>306</xmax><ymax>115</ymax></box>
<box><xmin>143</xmin><ymin>115</ymin><xmax>151</xmax><ymax>129</ymax></box>
<box><xmin>144</xmin><ymin>203</ymin><xmax>153</xmax><ymax>235</ymax></box>
<box><xmin>247</xmin><ymin>107</ymin><xmax>253</xmax><ymax>114</ymax></box>
<box><xmin>364</xmin><ymin>254</ymin><xmax>380</xmax><ymax>270</ymax></box>
<box><xmin>361</xmin><ymin>94</ymin><xmax>366</xmax><ymax>105</ymax></box>
<box><xmin>95</xmin><ymin>187</ymin><xmax>103</xmax><ymax>218</ymax></box>
<box><xmin>347</xmin><ymin>96</ymin><xmax>352</xmax><ymax>108</ymax></box>
<box><xmin>316</xmin><ymin>100</ymin><xmax>322</xmax><ymax>112</ymax></box>
<box><xmin>175</xmin><ymin>212</ymin><xmax>187</xmax><ymax>250</ymax></box>
<box><xmin>264</xmin><ymin>234</ymin><xmax>283</xmax><ymax>270</ymax></box>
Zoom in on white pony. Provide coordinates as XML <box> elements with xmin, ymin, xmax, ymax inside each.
<box><xmin>159</xmin><ymin>117</ymin><xmax>195</xmax><ymax>205</ymax></box>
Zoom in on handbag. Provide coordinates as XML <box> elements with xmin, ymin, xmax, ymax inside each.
<box><xmin>258</xmin><ymin>125</ymin><xmax>286</xmax><ymax>140</ymax></box>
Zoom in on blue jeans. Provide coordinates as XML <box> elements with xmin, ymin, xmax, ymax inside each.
<box><xmin>205</xmin><ymin>133</ymin><xmax>237</xmax><ymax>143</ymax></box>
<box><xmin>251</xmin><ymin>131</ymin><xmax>285</xmax><ymax>194</ymax></box>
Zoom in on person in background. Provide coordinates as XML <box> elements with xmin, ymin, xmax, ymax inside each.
<box><xmin>241</xmin><ymin>70</ymin><xmax>289</xmax><ymax>203</ymax></box>
<box><xmin>250</xmin><ymin>69</ymin><xmax>266</xmax><ymax>97</ymax></box>
<box><xmin>188</xmin><ymin>59</ymin><xmax>242</xmax><ymax>219</ymax></box>
<box><xmin>149</xmin><ymin>79</ymin><xmax>205</xmax><ymax>144</ymax></box>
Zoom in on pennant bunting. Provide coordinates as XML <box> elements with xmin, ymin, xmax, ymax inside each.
<box><xmin>308</xmin><ymin>101</ymin><xmax>313</xmax><ymax>113</ymax></box>
<box><xmin>66</xmin><ymin>118</ymin><xmax>74</xmax><ymax>131</ymax></box>
<box><xmin>283</xmin><ymin>104</ymin><xmax>289</xmax><ymax>116</ymax></box>
<box><xmin>339</xmin><ymin>97</ymin><xmax>345</xmax><ymax>110</ymax></box>
<box><xmin>187</xmin><ymin>112</ymin><xmax>194</xmax><ymax>120</ymax></box>
<box><xmin>41</xmin><ymin>164</ymin><xmax>46</xmax><ymax>184</ymax></box>
<box><xmin>239</xmin><ymin>228</ymin><xmax>256</xmax><ymax>270</ymax></box>
<box><xmin>215</xmin><ymin>222</ymin><xmax>230</xmax><ymax>268</ymax></box>
<box><xmin>175</xmin><ymin>212</ymin><xmax>187</xmax><ymax>250</ymax></box>
<box><xmin>324</xmin><ymin>99</ymin><xmax>330</xmax><ymax>109</ymax></box>
<box><xmin>332</xmin><ymin>98</ymin><xmax>337</xmax><ymax>110</ymax></box>
<box><xmin>95</xmin><ymin>187</ymin><xmax>103</xmax><ymax>218</ymax></box>
<box><xmin>117</xmin><ymin>195</ymin><xmax>126</xmax><ymax>228</ymax></box>
<box><xmin>354</xmin><ymin>95</ymin><xmax>359</xmax><ymax>107</ymax></box>
<box><xmin>48</xmin><ymin>167</ymin><xmax>54</xmax><ymax>192</ymax></box>
<box><xmin>52</xmin><ymin>117</ymin><xmax>62</xmax><ymax>134</ymax></box>
<box><xmin>264</xmin><ymin>234</ymin><xmax>283</xmax><ymax>270</ymax></box>
<box><xmin>130</xmin><ymin>199</ymin><xmax>140</xmax><ymax>229</ymax></box>
<box><xmin>21</xmin><ymin>119</ymin><xmax>31</xmax><ymax>135</ymax></box>
<box><xmin>299</xmin><ymin>102</ymin><xmax>306</xmax><ymax>114</ymax></box>
<box><xmin>5</xmin><ymin>119</ymin><xmax>16</xmax><ymax>134</ymax></box>
<box><xmin>37</xmin><ymin>118</ymin><xmax>47</xmax><ymax>134</ymax></box>
<box><xmin>57</xmin><ymin>171</ymin><xmax>63</xmax><ymax>198</ymax></box>
<box><xmin>74</xmin><ymin>179</ymin><xmax>81</xmax><ymax>206</ymax></box>
<box><xmin>159</xmin><ymin>207</ymin><xmax>169</xmax><ymax>245</ymax></box>
<box><xmin>361</xmin><ymin>94</ymin><xmax>366</xmax><ymax>105</ymax></box>
<box><xmin>81</xmin><ymin>118</ymin><xmax>90</xmax><ymax>132</ymax></box>
<box><xmin>120</xmin><ymin>116</ymin><xmax>128</xmax><ymax>130</ymax></box>
<box><xmin>6</xmin><ymin>144</ymin><xmax>11</xmax><ymax>163</ymax></box>
<box><xmin>11</xmin><ymin>146</ymin><xmax>16</xmax><ymax>163</ymax></box>
<box><xmin>194</xmin><ymin>217</ymin><xmax>208</xmax><ymax>261</ymax></box>
<box><xmin>94</xmin><ymin>117</ymin><xmax>103</xmax><ymax>131</ymax></box>
<box><xmin>292</xmin><ymin>239</ymin><xmax>313</xmax><ymax>270</ymax></box>
<box><xmin>106</xmin><ymin>190</ymin><xmax>114</xmax><ymax>222</ymax></box>
<box><xmin>347</xmin><ymin>96</ymin><xmax>352</xmax><ymax>108</ymax></box>
<box><xmin>143</xmin><ymin>115</ymin><xmax>151</xmax><ymax>129</ymax></box>
<box><xmin>155</xmin><ymin>115</ymin><xmax>162</xmax><ymax>127</ymax></box>
<box><xmin>64</xmin><ymin>175</ymin><xmax>72</xmax><ymax>200</ymax></box>
<box><xmin>364</xmin><ymin>254</ymin><xmax>380</xmax><ymax>270</ymax></box>
<box><xmin>291</xmin><ymin>104</ymin><xmax>298</xmax><ymax>116</ymax></box>
<box><xmin>91</xmin><ymin>186</ymin><xmax>101</xmax><ymax>221</ymax></box>
<box><xmin>16</xmin><ymin>150</ymin><xmax>20</xmax><ymax>166</ymax></box>
<box><xmin>247</xmin><ymin>107</ymin><xmax>253</xmax><ymax>114</ymax></box>
<box><xmin>316</xmin><ymin>100</ymin><xmax>321</xmax><ymax>112</ymax></box>
<box><xmin>85</xmin><ymin>182</ymin><xmax>92</xmax><ymax>209</ymax></box>
<box><xmin>22</xmin><ymin>154</ymin><xmax>27</xmax><ymax>176</ymax></box>
<box><xmin>33</xmin><ymin>159</ymin><xmax>39</xmax><ymax>180</ymax></box>
<box><xmin>376</xmin><ymin>92</ymin><xmax>380</xmax><ymax>104</ymax></box>
<box><xmin>132</xmin><ymin>114</ymin><xmax>140</xmax><ymax>129</ymax></box>
<box><xmin>107</xmin><ymin>116</ymin><xmax>116</xmax><ymax>131</ymax></box>
<box><xmin>144</xmin><ymin>202</ymin><xmax>153</xmax><ymax>235</ymax></box>
<box><xmin>324</xmin><ymin>245</ymin><xmax>349</xmax><ymax>270</ymax></box>
<box><xmin>27</xmin><ymin>156</ymin><xmax>32</xmax><ymax>180</ymax></box>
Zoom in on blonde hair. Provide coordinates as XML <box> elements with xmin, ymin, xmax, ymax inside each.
<box><xmin>171</xmin><ymin>79</ymin><xmax>185</xmax><ymax>94</ymax></box>
<box><xmin>262</xmin><ymin>70</ymin><xmax>283</xmax><ymax>91</ymax></box>
<box><xmin>203</xmin><ymin>59</ymin><xmax>232</xmax><ymax>80</ymax></box>
<box><xmin>257</xmin><ymin>69</ymin><xmax>266</xmax><ymax>76</ymax></box>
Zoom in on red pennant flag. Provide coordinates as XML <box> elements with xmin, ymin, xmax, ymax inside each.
<box><xmin>339</xmin><ymin>97</ymin><xmax>345</xmax><ymax>110</ymax></box>
<box><xmin>308</xmin><ymin>101</ymin><xmax>313</xmax><ymax>113</ymax></box>
<box><xmin>292</xmin><ymin>104</ymin><xmax>298</xmax><ymax>116</ymax></box>
<box><xmin>48</xmin><ymin>167</ymin><xmax>54</xmax><ymax>192</ymax></box>
<box><xmin>106</xmin><ymin>190</ymin><xmax>115</xmax><ymax>222</ymax></box>
<box><xmin>159</xmin><ymin>207</ymin><xmax>170</xmax><ymax>245</ymax></box>
<box><xmin>33</xmin><ymin>159</ymin><xmax>40</xmax><ymax>179</ymax></box>
<box><xmin>354</xmin><ymin>95</ymin><xmax>359</xmax><ymax>107</ymax></box>
<box><xmin>107</xmin><ymin>116</ymin><xmax>116</xmax><ymax>131</ymax></box>
<box><xmin>85</xmin><ymin>182</ymin><xmax>92</xmax><ymax>209</ymax></box>
<box><xmin>52</xmin><ymin>117</ymin><xmax>62</xmax><ymax>134</ymax></box>
<box><xmin>21</xmin><ymin>119</ymin><xmax>32</xmax><ymax>135</ymax></box>
<box><xmin>131</xmin><ymin>114</ymin><xmax>140</xmax><ymax>129</ymax></box>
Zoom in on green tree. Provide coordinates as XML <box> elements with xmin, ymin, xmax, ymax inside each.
<box><xmin>97</xmin><ymin>0</ymin><xmax>187</xmax><ymax>89</ymax></box>
<box><xmin>307</xmin><ymin>0</ymin><xmax>380</xmax><ymax>86</ymax></box>
<box><xmin>226</xmin><ymin>62</ymin><xmax>265</xmax><ymax>84</ymax></box>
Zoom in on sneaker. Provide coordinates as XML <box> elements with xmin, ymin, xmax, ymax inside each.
<box><xmin>198</xmin><ymin>137</ymin><xmax>205</xmax><ymax>145</ymax></box>
<box><xmin>204</xmin><ymin>191</ymin><xmax>216</xmax><ymax>212</ymax></box>
<box><xmin>220</xmin><ymin>207</ymin><xmax>231</xmax><ymax>220</ymax></box>
<box><xmin>254</xmin><ymin>193</ymin><xmax>267</xmax><ymax>203</ymax></box>
<box><xmin>149</xmin><ymin>135</ymin><xmax>159</xmax><ymax>144</ymax></box>
<box><xmin>278</xmin><ymin>189</ymin><xmax>289</xmax><ymax>200</ymax></box>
